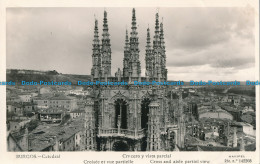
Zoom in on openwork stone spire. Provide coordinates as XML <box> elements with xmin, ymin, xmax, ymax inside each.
<box><xmin>160</xmin><ymin>20</ymin><xmax>167</xmax><ymax>80</ymax></box>
<box><xmin>153</xmin><ymin>13</ymin><xmax>160</xmax><ymax>49</ymax></box>
<box><xmin>145</xmin><ymin>27</ymin><xmax>153</xmax><ymax>79</ymax></box>
<box><xmin>123</xmin><ymin>29</ymin><xmax>130</xmax><ymax>77</ymax></box>
<box><xmin>146</xmin><ymin>27</ymin><xmax>152</xmax><ymax>50</ymax></box>
<box><xmin>160</xmin><ymin>21</ymin><xmax>165</xmax><ymax>50</ymax></box>
<box><xmin>129</xmin><ymin>8</ymin><xmax>141</xmax><ymax>79</ymax></box>
<box><xmin>101</xmin><ymin>10</ymin><xmax>112</xmax><ymax>78</ymax></box>
<box><xmin>124</xmin><ymin>29</ymin><xmax>130</xmax><ymax>51</ymax></box>
<box><xmin>91</xmin><ymin>19</ymin><xmax>101</xmax><ymax>79</ymax></box>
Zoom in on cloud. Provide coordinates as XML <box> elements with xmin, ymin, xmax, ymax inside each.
<box><xmin>6</xmin><ymin>7</ymin><xmax>255</xmax><ymax>80</ymax></box>
<box><xmin>166</xmin><ymin>31</ymin><xmax>254</xmax><ymax>70</ymax></box>
<box><xmin>167</xmin><ymin>65</ymin><xmax>255</xmax><ymax>81</ymax></box>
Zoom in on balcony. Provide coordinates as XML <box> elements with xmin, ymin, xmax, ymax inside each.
<box><xmin>98</xmin><ymin>128</ymin><xmax>146</xmax><ymax>139</ymax></box>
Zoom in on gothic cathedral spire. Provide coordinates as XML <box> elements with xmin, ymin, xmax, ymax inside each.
<box><xmin>92</xmin><ymin>9</ymin><xmax>167</xmax><ymax>82</ymax></box>
<box><xmin>160</xmin><ymin>20</ymin><xmax>167</xmax><ymax>80</ymax></box>
<box><xmin>91</xmin><ymin>19</ymin><xmax>101</xmax><ymax>80</ymax></box>
<box><xmin>101</xmin><ymin>10</ymin><xmax>112</xmax><ymax>78</ymax></box>
<box><xmin>150</xmin><ymin>12</ymin><xmax>167</xmax><ymax>82</ymax></box>
<box><xmin>160</xmin><ymin>21</ymin><xmax>165</xmax><ymax>51</ymax></box>
<box><xmin>152</xmin><ymin>12</ymin><xmax>161</xmax><ymax>81</ymax></box>
<box><xmin>128</xmin><ymin>8</ymin><xmax>141</xmax><ymax>80</ymax></box>
<box><xmin>145</xmin><ymin>27</ymin><xmax>153</xmax><ymax>80</ymax></box>
<box><xmin>123</xmin><ymin>29</ymin><xmax>130</xmax><ymax>77</ymax></box>
<box><xmin>153</xmin><ymin>13</ymin><xmax>160</xmax><ymax>49</ymax></box>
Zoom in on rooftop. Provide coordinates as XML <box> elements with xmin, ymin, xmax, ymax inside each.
<box><xmin>6</xmin><ymin>102</ymin><xmax>23</xmax><ymax>108</ymax></box>
<box><xmin>70</xmin><ymin>109</ymin><xmax>86</xmax><ymax>113</ymax></box>
<box><xmin>29</xmin><ymin>116</ymin><xmax>85</xmax><ymax>151</ymax></box>
<box><xmin>39</xmin><ymin>107</ymin><xmax>67</xmax><ymax>114</ymax></box>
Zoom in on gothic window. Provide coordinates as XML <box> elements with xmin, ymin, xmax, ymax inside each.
<box><xmin>141</xmin><ymin>98</ymin><xmax>151</xmax><ymax>129</ymax></box>
<box><xmin>114</xmin><ymin>99</ymin><xmax>127</xmax><ymax>129</ymax></box>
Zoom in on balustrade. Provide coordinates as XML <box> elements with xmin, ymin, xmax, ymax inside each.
<box><xmin>98</xmin><ymin>128</ymin><xmax>145</xmax><ymax>139</ymax></box>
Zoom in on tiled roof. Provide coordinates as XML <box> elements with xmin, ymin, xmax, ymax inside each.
<box><xmin>6</xmin><ymin>102</ymin><xmax>23</xmax><ymax>108</ymax></box>
<box><xmin>7</xmin><ymin>133</ymin><xmax>23</xmax><ymax>151</ymax></box>
<box><xmin>29</xmin><ymin>116</ymin><xmax>85</xmax><ymax>151</ymax></box>
<box><xmin>70</xmin><ymin>109</ymin><xmax>85</xmax><ymax>113</ymax></box>
<box><xmin>33</xmin><ymin>94</ymin><xmax>73</xmax><ymax>100</ymax></box>
<box><xmin>245</xmin><ymin>143</ymin><xmax>256</xmax><ymax>151</ymax></box>
<box><xmin>39</xmin><ymin>107</ymin><xmax>67</xmax><ymax>114</ymax></box>
<box><xmin>198</xmin><ymin>145</ymin><xmax>239</xmax><ymax>151</ymax></box>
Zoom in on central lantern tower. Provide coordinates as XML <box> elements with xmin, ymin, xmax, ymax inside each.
<box><xmin>86</xmin><ymin>8</ymin><xmax>185</xmax><ymax>151</ymax></box>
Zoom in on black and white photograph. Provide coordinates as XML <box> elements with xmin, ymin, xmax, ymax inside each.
<box><xmin>3</xmin><ymin>3</ymin><xmax>258</xmax><ymax>156</ymax></box>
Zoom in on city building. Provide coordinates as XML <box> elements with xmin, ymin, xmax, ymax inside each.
<box><xmin>39</xmin><ymin>87</ymin><xmax>53</xmax><ymax>94</ymax></box>
<box><xmin>34</xmin><ymin>94</ymin><xmax>77</xmax><ymax>111</ymax></box>
<box><xmin>70</xmin><ymin>109</ymin><xmax>85</xmax><ymax>119</ymax></box>
<box><xmin>198</xmin><ymin>109</ymin><xmax>233</xmax><ymax>120</ymax></box>
<box><xmin>18</xmin><ymin>93</ymin><xmax>32</xmax><ymax>102</ymax></box>
<box><xmin>6</xmin><ymin>102</ymin><xmax>24</xmax><ymax>116</ymax></box>
<box><xmin>198</xmin><ymin>104</ymin><xmax>233</xmax><ymax>120</ymax></box>
<box><xmin>7</xmin><ymin>117</ymin><xmax>85</xmax><ymax>151</ymax></box>
<box><xmin>39</xmin><ymin>108</ymin><xmax>66</xmax><ymax>123</ymax></box>
<box><xmin>233</xmin><ymin>122</ymin><xmax>255</xmax><ymax>136</ymax></box>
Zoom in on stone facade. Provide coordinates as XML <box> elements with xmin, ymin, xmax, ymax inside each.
<box><xmin>85</xmin><ymin>8</ymin><xmax>185</xmax><ymax>151</ymax></box>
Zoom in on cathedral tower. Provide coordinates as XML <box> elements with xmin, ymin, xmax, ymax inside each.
<box><xmin>89</xmin><ymin>8</ymin><xmax>175</xmax><ymax>152</ymax></box>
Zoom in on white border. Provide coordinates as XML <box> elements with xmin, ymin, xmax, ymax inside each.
<box><xmin>0</xmin><ymin>1</ymin><xmax>259</xmax><ymax>164</ymax></box>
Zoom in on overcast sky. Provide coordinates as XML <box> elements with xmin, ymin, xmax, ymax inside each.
<box><xmin>6</xmin><ymin>7</ymin><xmax>255</xmax><ymax>81</ymax></box>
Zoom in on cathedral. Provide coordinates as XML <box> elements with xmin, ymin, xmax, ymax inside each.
<box><xmin>84</xmin><ymin>8</ymin><xmax>186</xmax><ymax>151</ymax></box>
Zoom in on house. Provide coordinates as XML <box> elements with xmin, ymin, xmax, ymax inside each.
<box><xmin>23</xmin><ymin>102</ymin><xmax>36</xmax><ymax>113</ymax></box>
<box><xmin>70</xmin><ymin>109</ymin><xmax>85</xmax><ymax>119</ymax></box>
<box><xmin>34</xmin><ymin>94</ymin><xmax>77</xmax><ymax>111</ymax></box>
<box><xmin>233</xmin><ymin>99</ymin><xmax>240</xmax><ymax>106</ymax></box>
<box><xmin>39</xmin><ymin>108</ymin><xmax>66</xmax><ymax>124</ymax></box>
<box><xmin>9</xmin><ymin>120</ymin><xmax>31</xmax><ymax>131</ymax></box>
<box><xmin>234</xmin><ymin>122</ymin><xmax>255</xmax><ymax>136</ymax></box>
<box><xmin>27</xmin><ymin>116</ymin><xmax>86</xmax><ymax>151</ymax></box>
<box><xmin>7</xmin><ymin>132</ymin><xmax>23</xmax><ymax>151</ymax></box>
<box><xmin>204</xmin><ymin>131</ymin><xmax>219</xmax><ymax>140</ymax></box>
<box><xmin>6</xmin><ymin>95</ymin><xmax>20</xmax><ymax>103</ymax></box>
<box><xmin>242</xmin><ymin>106</ymin><xmax>254</xmax><ymax>114</ymax></box>
<box><xmin>6</xmin><ymin>102</ymin><xmax>24</xmax><ymax>116</ymax></box>
<box><xmin>18</xmin><ymin>93</ymin><xmax>32</xmax><ymax>102</ymax></box>
<box><xmin>198</xmin><ymin>109</ymin><xmax>233</xmax><ymax>120</ymax></box>
<box><xmin>7</xmin><ymin>128</ymin><xmax>29</xmax><ymax>151</ymax></box>
<box><xmin>39</xmin><ymin>87</ymin><xmax>53</xmax><ymax>94</ymax></box>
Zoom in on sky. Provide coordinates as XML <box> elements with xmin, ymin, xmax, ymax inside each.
<box><xmin>6</xmin><ymin>7</ymin><xmax>255</xmax><ymax>81</ymax></box>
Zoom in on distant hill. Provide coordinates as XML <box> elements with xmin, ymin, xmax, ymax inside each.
<box><xmin>6</xmin><ymin>69</ymin><xmax>91</xmax><ymax>85</ymax></box>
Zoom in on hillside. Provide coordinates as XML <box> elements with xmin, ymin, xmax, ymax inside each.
<box><xmin>6</xmin><ymin>69</ymin><xmax>91</xmax><ymax>85</ymax></box>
